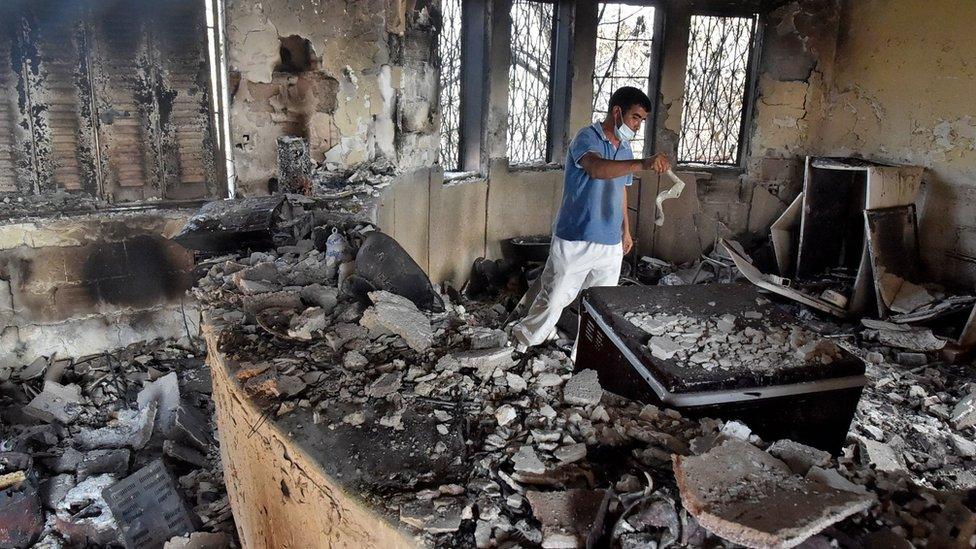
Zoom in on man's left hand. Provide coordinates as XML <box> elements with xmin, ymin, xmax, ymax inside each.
<box><xmin>651</xmin><ymin>153</ymin><xmax>671</xmax><ymax>174</ymax></box>
<box><xmin>622</xmin><ymin>232</ymin><xmax>634</xmax><ymax>255</ymax></box>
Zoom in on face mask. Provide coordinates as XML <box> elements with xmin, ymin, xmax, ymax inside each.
<box><xmin>614</xmin><ymin>110</ymin><xmax>637</xmax><ymax>142</ymax></box>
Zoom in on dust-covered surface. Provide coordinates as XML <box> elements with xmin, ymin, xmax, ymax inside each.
<box><xmin>190</xmin><ymin>229</ymin><xmax>976</xmax><ymax>548</ymax></box>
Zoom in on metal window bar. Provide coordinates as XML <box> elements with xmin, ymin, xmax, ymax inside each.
<box><xmin>592</xmin><ymin>2</ymin><xmax>656</xmax><ymax>156</ymax></box>
<box><xmin>438</xmin><ymin>0</ymin><xmax>462</xmax><ymax>171</ymax></box>
<box><xmin>678</xmin><ymin>14</ymin><xmax>757</xmax><ymax>165</ymax></box>
<box><xmin>507</xmin><ymin>0</ymin><xmax>554</xmax><ymax>165</ymax></box>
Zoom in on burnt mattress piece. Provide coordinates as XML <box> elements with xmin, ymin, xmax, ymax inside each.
<box><xmin>581</xmin><ymin>283</ymin><xmax>866</xmax><ymax>395</ymax></box>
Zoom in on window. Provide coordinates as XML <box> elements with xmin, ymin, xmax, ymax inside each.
<box><xmin>678</xmin><ymin>14</ymin><xmax>757</xmax><ymax>165</ymax></box>
<box><xmin>507</xmin><ymin>0</ymin><xmax>555</xmax><ymax>165</ymax></box>
<box><xmin>592</xmin><ymin>3</ymin><xmax>656</xmax><ymax>156</ymax></box>
<box><xmin>437</xmin><ymin>0</ymin><xmax>462</xmax><ymax>171</ymax></box>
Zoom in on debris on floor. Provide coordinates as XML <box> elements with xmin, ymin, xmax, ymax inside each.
<box><xmin>189</xmin><ymin>223</ymin><xmax>976</xmax><ymax>548</ymax></box>
<box><xmin>0</xmin><ymin>340</ymin><xmax>235</xmax><ymax>548</ymax></box>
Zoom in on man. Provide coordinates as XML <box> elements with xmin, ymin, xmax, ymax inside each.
<box><xmin>512</xmin><ymin>86</ymin><xmax>671</xmax><ymax>350</ymax></box>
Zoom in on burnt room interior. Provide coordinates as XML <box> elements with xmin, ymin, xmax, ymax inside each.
<box><xmin>1</xmin><ymin>0</ymin><xmax>975</xmax><ymax>547</ymax></box>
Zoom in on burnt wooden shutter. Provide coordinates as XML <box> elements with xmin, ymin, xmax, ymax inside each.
<box><xmin>0</xmin><ymin>0</ymin><xmax>223</xmax><ymax>203</ymax></box>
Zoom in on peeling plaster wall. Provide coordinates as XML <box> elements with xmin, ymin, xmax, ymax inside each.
<box><xmin>821</xmin><ymin>0</ymin><xmax>976</xmax><ymax>286</ymax></box>
<box><xmin>0</xmin><ymin>212</ymin><xmax>199</xmax><ymax>372</ymax></box>
<box><xmin>742</xmin><ymin>0</ymin><xmax>840</xmax><ymax>237</ymax></box>
<box><xmin>225</xmin><ymin>0</ymin><xmax>440</xmax><ymax>195</ymax></box>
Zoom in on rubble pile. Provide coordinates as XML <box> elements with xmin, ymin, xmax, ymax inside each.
<box><xmin>625</xmin><ymin>309</ymin><xmax>842</xmax><ymax>372</ymax></box>
<box><xmin>0</xmin><ymin>340</ymin><xmax>234</xmax><ymax>548</ymax></box>
<box><xmin>191</xmin><ymin>226</ymin><xmax>976</xmax><ymax>548</ymax></box>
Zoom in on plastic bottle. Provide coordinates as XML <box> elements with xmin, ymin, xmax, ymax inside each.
<box><xmin>325</xmin><ymin>228</ymin><xmax>348</xmax><ymax>281</ymax></box>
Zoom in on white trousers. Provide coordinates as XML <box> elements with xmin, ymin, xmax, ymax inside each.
<box><xmin>513</xmin><ymin>236</ymin><xmax>623</xmax><ymax>347</ymax></box>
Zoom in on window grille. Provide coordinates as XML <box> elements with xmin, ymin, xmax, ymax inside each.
<box><xmin>678</xmin><ymin>14</ymin><xmax>757</xmax><ymax>165</ymax></box>
<box><xmin>507</xmin><ymin>0</ymin><xmax>554</xmax><ymax>165</ymax></box>
<box><xmin>437</xmin><ymin>0</ymin><xmax>462</xmax><ymax>171</ymax></box>
<box><xmin>592</xmin><ymin>3</ymin><xmax>656</xmax><ymax>156</ymax></box>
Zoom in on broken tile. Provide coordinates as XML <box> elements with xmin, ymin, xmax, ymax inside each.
<box><xmin>360</xmin><ymin>291</ymin><xmax>433</xmax><ymax>352</ymax></box>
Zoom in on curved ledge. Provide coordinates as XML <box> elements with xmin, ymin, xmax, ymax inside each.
<box><xmin>205</xmin><ymin>326</ymin><xmax>418</xmax><ymax>548</ymax></box>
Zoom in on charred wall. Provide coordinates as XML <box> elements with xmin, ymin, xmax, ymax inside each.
<box><xmin>225</xmin><ymin>0</ymin><xmax>440</xmax><ymax>195</ymax></box>
<box><xmin>0</xmin><ymin>211</ymin><xmax>199</xmax><ymax>373</ymax></box>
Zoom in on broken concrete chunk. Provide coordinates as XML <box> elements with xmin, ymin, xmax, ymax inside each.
<box><xmin>495</xmin><ymin>405</ymin><xmax>517</xmax><ymax>427</ymax></box>
<box><xmin>299</xmin><ymin>284</ymin><xmax>339</xmax><ymax>312</ymax></box>
<box><xmin>563</xmin><ymin>369</ymin><xmax>603</xmax><ymax>407</ymax></box>
<box><xmin>506</xmin><ymin>372</ymin><xmax>528</xmax><ymax>393</ymax></box>
<box><xmin>42</xmin><ymin>447</ymin><xmax>84</xmax><ymax>474</ymax></box>
<box><xmin>74</xmin><ymin>400</ymin><xmax>158</xmax><ymax>451</ymax></box>
<box><xmin>455</xmin><ymin>347</ymin><xmax>515</xmax><ymax>379</ymax></box>
<box><xmin>343</xmin><ymin>350</ymin><xmax>369</xmax><ymax>370</ymax></box>
<box><xmin>719</xmin><ymin>420</ymin><xmax>752</xmax><ymax>441</ymax></box>
<box><xmin>288</xmin><ymin>307</ymin><xmax>329</xmax><ymax>340</ymax></box>
<box><xmin>54</xmin><ymin>474</ymin><xmax>119</xmax><ymax>546</ymax></box>
<box><xmin>951</xmin><ymin>392</ymin><xmax>976</xmax><ymax>430</ymax></box>
<box><xmin>857</xmin><ymin>437</ymin><xmax>908</xmax><ymax>475</ymax></box>
<box><xmin>77</xmin><ymin>449</ymin><xmax>130</xmax><ymax>480</ymax></box>
<box><xmin>553</xmin><ymin>443</ymin><xmax>587</xmax><ymax>464</ymax></box>
<box><xmin>360</xmin><ymin>291</ymin><xmax>433</xmax><ymax>352</ymax></box>
<box><xmin>40</xmin><ymin>474</ymin><xmax>75</xmax><ymax>511</ymax></box>
<box><xmin>767</xmin><ymin>439</ymin><xmax>832</xmax><ymax>475</ymax></box>
<box><xmin>399</xmin><ymin>499</ymin><xmax>464</xmax><ymax>533</ymax></box>
<box><xmin>673</xmin><ymin>440</ymin><xmax>874</xmax><ymax>549</ymax></box>
<box><xmin>24</xmin><ymin>381</ymin><xmax>83</xmax><ymax>424</ymax></box>
<box><xmin>649</xmin><ymin>336</ymin><xmax>683</xmax><ymax>360</ymax></box>
<box><xmin>468</xmin><ymin>327</ymin><xmax>509</xmax><ymax>350</ymax></box>
<box><xmin>950</xmin><ymin>433</ymin><xmax>976</xmax><ymax>457</ymax></box>
<box><xmin>365</xmin><ymin>372</ymin><xmax>402</xmax><ymax>398</ymax></box>
<box><xmin>137</xmin><ymin>372</ymin><xmax>181</xmax><ymax>436</ymax></box>
<box><xmin>806</xmin><ymin>466</ymin><xmax>870</xmax><ymax>495</ymax></box>
<box><xmin>525</xmin><ymin>489</ymin><xmax>607</xmax><ymax>548</ymax></box>
<box><xmin>162</xmin><ymin>440</ymin><xmax>208</xmax><ymax>468</ymax></box>
<box><xmin>512</xmin><ymin>446</ymin><xmax>546</xmax><ymax>474</ymax></box>
<box><xmin>325</xmin><ymin>323</ymin><xmax>368</xmax><ymax>351</ymax></box>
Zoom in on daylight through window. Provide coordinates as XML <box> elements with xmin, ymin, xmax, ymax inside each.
<box><xmin>678</xmin><ymin>14</ymin><xmax>756</xmax><ymax>165</ymax></box>
<box><xmin>507</xmin><ymin>0</ymin><xmax>554</xmax><ymax>165</ymax></box>
<box><xmin>592</xmin><ymin>3</ymin><xmax>656</xmax><ymax>156</ymax></box>
<box><xmin>438</xmin><ymin>0</ymin><xmax>462</xmax><ymax>171</ymax></box>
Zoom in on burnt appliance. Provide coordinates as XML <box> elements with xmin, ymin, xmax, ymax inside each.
<box><xmin>576</xmin><ymin>283</ymin><xmax>867</xmax><ymax>453</ymax></box>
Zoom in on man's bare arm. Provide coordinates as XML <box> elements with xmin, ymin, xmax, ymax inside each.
<box><xmin>622</xmin><ymin>188</ymin><xmax>633</xmax><ymax>255</ymax></box>
<box><xmin>579</xmin><ymin>152</ymin><xmax>671</xmax><ymax>179</ymax></box>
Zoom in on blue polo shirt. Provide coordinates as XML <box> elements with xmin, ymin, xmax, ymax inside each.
<box><xmin>553</xmin><ymin>123</ymin><xmax>633</xmax><ymax>245</ymax></box>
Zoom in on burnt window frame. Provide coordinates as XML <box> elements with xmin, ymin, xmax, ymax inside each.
<box><xmin>590</xmin><ymin>0</ymin><xmax>665</xmax><ymax>159</ymax></box>
<box><xmin>676</xmin><ymin>9</ymin><xmax>764</xmax><ymax>169</ymax></box>
<box><xmin>505</xmin><ymin>0</ymin><xmax>570</xmax><ymax>169</ymax></box>
<box><xmin>438</xmin><ymin>0</ymin><xmax>491</xmax><ymax>177</ymax></box>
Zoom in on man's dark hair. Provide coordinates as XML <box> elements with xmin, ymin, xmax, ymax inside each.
<box><xmin>608</xmin><ymin>86</ymin><xmax>652</xmax><ymax>114</ymax></box>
